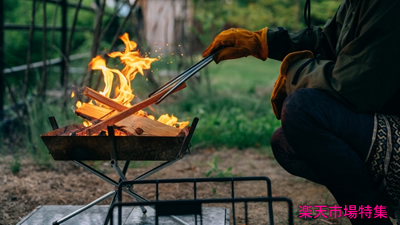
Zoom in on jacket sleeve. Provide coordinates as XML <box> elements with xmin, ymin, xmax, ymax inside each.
<box><xmin>267</xmin><ymin>26</ymin><xmax>337</xmax><ymax>61</ymax></box>
<box><xmin>273</xmin><ymin>0</ymin><xmax>400</xmax><ymax>113</ymax></box>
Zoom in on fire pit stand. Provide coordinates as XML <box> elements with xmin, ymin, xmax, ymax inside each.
<box><xmin>44</xmin><ymin>117</ymin><xmax>199</xmax><ymax>225</ymax></box>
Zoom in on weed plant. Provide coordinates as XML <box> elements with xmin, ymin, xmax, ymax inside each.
<box><xmin>205</xmin><ymin>156</ymin><xmax>235</xmax><ymax>178</ymax></box>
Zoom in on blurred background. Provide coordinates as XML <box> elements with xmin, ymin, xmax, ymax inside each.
<box><xmin>0</xmin><ymin>0</ymin><xmax>341</xmax><ymax>166</ymax></box>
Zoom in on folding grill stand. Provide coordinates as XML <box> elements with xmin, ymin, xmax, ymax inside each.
<box><xmin>48</xmin><ymin>117</ymin><xmax>199</xmax><ymax>225</ymax></box>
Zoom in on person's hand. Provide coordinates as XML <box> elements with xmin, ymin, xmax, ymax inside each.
<box><xmin>202</xmin><ymin>27</ymin><xmax>268</xmax><ymax>63</ymax></box>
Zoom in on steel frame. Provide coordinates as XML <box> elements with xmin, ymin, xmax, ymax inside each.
<box><xmin>48</xmin><ymin>116</ymin><xmax>199</xmax><ymax>225</ymax></box>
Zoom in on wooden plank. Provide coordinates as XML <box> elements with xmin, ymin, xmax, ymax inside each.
<box><xmin>84</xmin><ymin>87</ymin><xmax>127</xmax><ymax>111</ymax></box>
<box><xmin>75</xmin><ymin>103</ymin><xmax>118</xmax><ymax>120</ymax></box>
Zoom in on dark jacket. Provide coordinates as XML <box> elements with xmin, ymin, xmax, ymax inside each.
<box><xmin>268</xmin><ymin>0</ymin><xmax>400</xmax><ymax>115</ymax></box>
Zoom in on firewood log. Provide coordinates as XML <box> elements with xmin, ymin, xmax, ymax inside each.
<box><xmin>80</xmin><ymin>83</ymin><xmax>186</xmax><ymax>136</ymax></box>
<box><xmin>75</xmin><ymin>103</ymin><xmax>183</xmax><ymax>137</ymax></box>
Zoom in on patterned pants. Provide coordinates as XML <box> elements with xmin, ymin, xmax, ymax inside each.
<box><xmin>368</xmin><ymin>114</ymin><xmax>400</xmax><ymax>212</ymax></box>
<box><xmin>271</xmin><ymin>88</ymin><xmax>394</xmax><ymax>225</ymax></box>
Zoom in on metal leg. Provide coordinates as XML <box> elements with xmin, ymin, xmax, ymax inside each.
<box><xmin>133</xmin><ymin>158</ymin><xmax>183</xmax><ymax>181</ymax></box>
<box><xmin>103</xmin><ymin>192</ymin><xmax>118</xmax><ymax>225</ymax></box>
<box><xmin>73</xmin><ymin>158</ymin><xmax>189</xmax><ymax>224</ymax></box>
<box><xmin>107</xmin><ymin>126</ymin><xmax>148</xmax><ymax>216</ymax></box>
<box><xmin>111</xmin><ymin>161</ymin><xmax>127</xmax><ymax>181</ymax></box>
<box><xmin>103</xmin><ymin>161</ymin><xmax>131</xmax><ymax>225</ymax></box>
<box><xmin>74</xmin><ymin>160</ymin><xmax>118</xmax><ymax>186</ymax></box>
<box><xmin>75</xmin><ymin>160</ymin><xmax>148</xmax><ymax>215</ymax></box>
<box><xmin>66</xmin><ymin>159</ymin><xmax>187</xmax><ymax>225</ymax></box>
<box><xmin>53</xmin><ymin>191</ymin><xmax>115</xmax><ymax>225</ymax></box>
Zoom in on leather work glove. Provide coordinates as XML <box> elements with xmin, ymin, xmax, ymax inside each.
<box><xmin>202</xmin><ymin>28</ymin><xmax>268</xmax><ymax>63</ymax></box>
<box><xmin>271</xmin><ymin>50</ymin><xmax>314</xmax><ymax>119</ymax></box>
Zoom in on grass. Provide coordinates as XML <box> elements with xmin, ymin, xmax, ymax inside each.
<box><xmin>154</xmin><ymin>56</ymin><xmax>282</xmax><ymax>150</ymax></box>
<box><xmin>3</xmin><ymin>97</ymin><xmax>83</xmax><ymax>168</ymax></box>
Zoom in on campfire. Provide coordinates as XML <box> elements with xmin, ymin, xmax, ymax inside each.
<box><xmin>71</xmin><ymin>33</ymin><xmax>189</xmax><ymax>137</ymax></box>
<box><xmin>40</xmin><ymin>32</ymin><xmax>214</xmax><ymax>161</ymax></box>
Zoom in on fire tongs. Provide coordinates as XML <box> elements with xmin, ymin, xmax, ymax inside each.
<box><xmin>149</xmin><ymin>53</ymin><xmax>214</xmax><ymax>104</ymax></box>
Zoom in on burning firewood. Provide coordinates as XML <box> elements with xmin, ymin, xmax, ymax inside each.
<box><xmin>78</xmin><ymin>83</ymin><xmax>187</xmax><ymax>136</ymax></box>
<box><xmin>75</xmin><ymin>103</ymin><xmax>184</xmax><ymax>137</ymax></box>
<box><xmin>75</xmin><ymin>83</ymin><xmax>187</xmax><ymax>137</ymax></box>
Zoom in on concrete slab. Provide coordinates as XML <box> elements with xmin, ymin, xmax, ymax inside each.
<box><xmin>17</xmin><ymin>205</ymin><xmax>230</xmax><ymax>225</ymax></box>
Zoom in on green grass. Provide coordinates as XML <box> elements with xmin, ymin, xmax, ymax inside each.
<box><xmin>154</xmin><ymin>56</ymin><xmax>282</xmax><ymax>150</ymax></box>
<box><xmin>16</xmin><ymin>98</ymin><xmax>82</xmax><ymax>167</ymax></box>
<box><xmin>207</xmin><ymin>56</ymin><xmax>280</xmax><ymax>92</ymax></box>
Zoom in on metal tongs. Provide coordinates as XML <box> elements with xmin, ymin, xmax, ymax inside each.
<box><xmin>149</xmin><ymin>53</ymin><xmax>214</xmax><ymax>104</ymax></box>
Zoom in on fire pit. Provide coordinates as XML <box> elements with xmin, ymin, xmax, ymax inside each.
<box><xmin>38</xmin><ymin>33</ymin><xmax>211</xmax><ymax>225</ymax></box>
<box><xmin>40</xmin><ymin>116</ymin><xmax>198</xmax><ymax>225</ymax></box>
<box><xmin>41</xmin><ymin>122</ymin><xmax>192</xmax><ymax>161</ymax></box>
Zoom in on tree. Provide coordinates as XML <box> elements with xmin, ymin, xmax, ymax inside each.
<box><xmin>191</xmin><ymin>0</ymin><xmax>341</xmax><ymax>51</ymax></box>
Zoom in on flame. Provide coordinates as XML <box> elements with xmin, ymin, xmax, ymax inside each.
<box><xmin>158</xmin><ymin>114</ymin><xmax>189</xmax><ymax>129</ymax></box>
<box><xmin>89</xmin><ymin>56</ymin><xmax>134</xmax><ymax>107</ymax></box>
<box><xmin>71</xmin><ymin>91</ymin><xmax>75</xmax><ymax>98</ymax></box>
<box><xmin>76</xmin><ymin>101</ymin><xmax>82</xmax><ymax>108</ymax></box>
<box><xmin>81</xmin><ymin>33</ymin><xmax>188</xmax><ymax>131</ymax></box>
<box><xmin>108</xmin><ymin>33</ymin><xmax>158</xmax><ymax>82</ymax></box>
<box><xmin>83</xmin><ymin>120</ymin><xmax>92</xmax><ymax>127</ymax></box>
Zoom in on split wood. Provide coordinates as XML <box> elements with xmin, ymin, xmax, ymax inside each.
<box><xmin>80</xmin><ymin>83</ymin><xmax>186</xmax><ymax>136</ymax></box>
<box><xmin>75</xmin><ymin>103</ymin><xmax>182</xmax><ymax>137</ymax></box>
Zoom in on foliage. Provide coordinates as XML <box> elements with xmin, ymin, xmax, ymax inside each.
<box><xmin>4</xmin><ymin>0</ymin><xmax>96</xmax><ymax>68</ymax></box>
<box><xmin>9</xmin><ymin>156</ymin><xmax>21</xmax><ymax>174</ymax></box>
<box><xmin>191</xmin><ymin>0</ymin><xmax>342</xmax><ymax>49</ymax></box>
<box><xmin>205</xmin><ymin>156</ymin><xmax>235</xmax><ymax>177</ymax></box>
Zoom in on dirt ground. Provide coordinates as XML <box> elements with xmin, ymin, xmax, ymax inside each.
<box><xmin>0</xmin><ymin>148</ymin><xmax>396</xmax><ymax>225</ymax></box>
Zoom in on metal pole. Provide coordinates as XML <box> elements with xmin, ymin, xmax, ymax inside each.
<box><xmin>0</xmin><ymin>0</ymin><xmax>4</xmax><ymax>121</ymax></box>
<box><xmin>53</xmin><ymin>191</ymin><xmax>116</xmax><ymax>225</ymax></box>
<box><xmin>60</xmin><ymin>0</ymin><xmax>67</xmax><ymax>87</ymax></box>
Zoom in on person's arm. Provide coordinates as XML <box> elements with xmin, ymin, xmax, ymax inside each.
<box><xmin>267</xmin><ymin>26</ymin><xmax>335</xmax><ymax>61</ymax></box>
<box><xmin>279</xmin><ymin>0</ymin><xmax>400</xmax><ymax>113</ymax></box>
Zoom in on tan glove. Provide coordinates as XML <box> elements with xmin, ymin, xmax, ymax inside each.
<box><xmin>202</xmin><ymin>28</ymin><xmax>268</xmax><ymax>63</ymax></box>
<box><xmin>271</xmin><ymin>50</ymin><xmax>314</xmax><ymax>119</ymax></box>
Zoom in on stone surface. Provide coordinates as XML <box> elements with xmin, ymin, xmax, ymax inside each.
<box><xmin>17</xmin><ymin>205</ymin><xmax>229</xmax><ymax>225</ymax></box>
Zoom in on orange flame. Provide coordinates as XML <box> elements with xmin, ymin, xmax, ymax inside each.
<box><xmin>158</xmin><ymin>114</ymin><xmax>189</xmax><ymax>129</ymax></box>
<box><xmin>81</xmin><ymin>33</ymin><xmax>188</xmax><ymax>130</ymax></box>
<box><xmin>89</xmin><ymin>55</ymin><xmax>134</xmax><ymax>106</ymax></box>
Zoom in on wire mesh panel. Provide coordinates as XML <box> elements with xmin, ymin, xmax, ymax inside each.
<box><xmin>108</xmin><ymin>177</ymin><xmax>294</xmax><ymax>225</ymax></box>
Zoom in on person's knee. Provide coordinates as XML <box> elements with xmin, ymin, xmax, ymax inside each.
<box><xmin>281</xmin><ymin>88</ymin><xmax>318</xmax><ymax>125</ymax></box>
<box><xmin>270</xmin><ymin>127</ymin><xmax>296</xmax><ymax>172</ymax></box>
<box><xmin>280</xmin><ymin>89</ymin><xmax>329</xmax><ymax>153</ymax></box>
<box><xmin>271</xmin><ymin>127</ymin><xmax>298</xmax><ymax>162</ymax></box>
<box><xmin>270</xmin><ymin>127</ymin><xmax>284</xmax><ymax>154</ymax></box>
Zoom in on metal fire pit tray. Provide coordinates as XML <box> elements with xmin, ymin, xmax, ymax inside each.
<box><xmin>41</xmin><ymin>118</ymin><xmax>198</xmax><ymax>161</ymax></box>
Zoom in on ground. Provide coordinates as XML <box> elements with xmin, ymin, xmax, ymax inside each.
<box><xmin>0</xmin><ymin>148</ymin><xmax>396</xmax><ymax>225</ymax></box>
